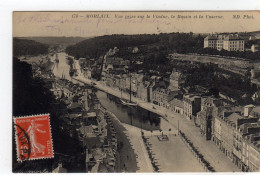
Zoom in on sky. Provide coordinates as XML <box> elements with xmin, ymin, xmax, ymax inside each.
<box><xmin>13</xmin><ymin>11</ymin><xmax>260</xmax><ymax>37</ymax></box>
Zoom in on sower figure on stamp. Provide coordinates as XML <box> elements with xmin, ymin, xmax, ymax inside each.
<box><xmin>27</xmin><ymin>120</ymin><xmax>46</xmax><ymax>156</ymax></box>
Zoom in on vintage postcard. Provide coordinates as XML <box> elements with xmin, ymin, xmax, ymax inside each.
<box><xmin>13</xmin><ymin>11</ymin><xmax>260</xmax><ymax>173</ymax></box>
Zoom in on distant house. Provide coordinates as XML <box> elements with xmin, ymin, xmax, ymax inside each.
<box><xmin>68</xmin><ymin>102</ymin><xmax>82</xmax><ymax>112</ymax></box>
<box><xmin>106</xmin><ymin>47</ymin><xmax>119</xmax><ymax>56</ymax></box>
<box><xmin>249</xmin><ymin>106</ymin><xmax>260</xmax><ymax>118</ymax></box>
<box><xmin>50</xmin><ymin>89</ymin><xmax>63</xmax><ymax>99</ymax></box>
<box><xmin>251</xmin><ymin>44</ymin><xmax>259</xmax><ymax>52</ymax></box>
<box><xmin>104</xmin><ymin>57</ymin><xmax>128</xmax><ymax>74</ymax></box>
<box><xmin>82</xmin><ymin>112</ymin><xmax>98</xmax><ymax>126</ymax></box>
<box><xmin>79</xmin><ymin>125</ymin><xmax>96</xmax><ymax>139</ymax></box>
<box><xmin>79</xmin><ymin>58</ymin><xmax>87</xmax><ymax>66</ymax></box>
<box><xmin>204</xmin><ymin>34</ymin><xmax>245</xmax><ymax>52</ymax></box>
<box><xmin>132</xmin><ymin>47</ymin><xmax>139</xmax><ymax>53</ymax></box>
<box><xmin>249</xmin><ymin>36</ymin><xmax>257</xmax><ymax>40</ymax></box>
<box><xmin>85</xmin><ymin>147</ymin><xmax>115</xmax><ymax>172</ymax></box>
<box><xmin>83</xmin><ymin>68</ymin><xmax>92</xmax><ymax>79</ymax></box>
<box><xmin>252</xmin><ymin>91</ymin><xmax>260</xmax><ymax>103</ymax></box>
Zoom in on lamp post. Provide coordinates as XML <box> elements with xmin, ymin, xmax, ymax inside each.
<box><xmin>178</xmin><ymin>120</ymin><xmax>179</xmax><ymax>135</ymax></box>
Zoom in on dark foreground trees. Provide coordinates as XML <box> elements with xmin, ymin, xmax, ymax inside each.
<box><xmin>13</xmin><ymin>58</ymin><xmax>84</xmax><ymax>172</ymax></box>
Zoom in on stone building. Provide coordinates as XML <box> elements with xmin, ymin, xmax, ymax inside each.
<box><xmin>152</xmin><ymin>88</ymin><xmax>180</xmax><ymax>109</ymax></box>
<box><xmin>183</xmin><ymin>94</ymin><xmax>201</xmax><ymax>120</ymax></box>
<box><xmin>204</xmin><ymin>34</ymin><xmax>245</xmax><ymax>52</ymax></box>
<box><xmin>169</xmin><ymin>69</ymin><xmax>185</xmax><ymax>90</ymax></box>
<box><xmin>169</xmin><ymin>99</ymin><xmax>183</xmax><ymax>115</ymax></box>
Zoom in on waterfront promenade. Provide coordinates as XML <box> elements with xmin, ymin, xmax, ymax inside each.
<box><xmin>106</xmin><ymin>111</ymin><xmax>153</xmax><ymax>172</ymax></box>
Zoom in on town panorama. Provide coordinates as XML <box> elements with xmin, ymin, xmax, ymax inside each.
<box><xmin>12</xmin><ymin>12</ymin><xmax>260</xmax><ymax>173</ymax></box>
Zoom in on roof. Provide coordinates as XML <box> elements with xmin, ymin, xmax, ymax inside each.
<box><xmin>79</xmin><ymin>125</ymin><xmax>94</xmax><ymax>135</ymax></box>
<box><xmin>226</xmin><ymin>112</ymin><xmax>243</xmax><ymax>124</ymax></box>
<box><xmin>253</xmin><ymin>91</ymin><xmax>260</xmax><ymax>97</ymax></box>
<box><xmin>90</xmin><ymin>162</ymin><xmax>100</xmax><ymax>173</ymax></box>
<box><xmin>245</xmin><ymin>104</ymin><xmax>255</xmax><ymax>108</ymax></box>
<box><xmin>239</xmin><ymin>122</ymin><xmax>260</xmax><ymax>134</ymax></box>
<box><xmin>204</xmin><ymin>34</ymin><xmax>244</xmax><ymax>41</ymax></box>
<box><xmin>169</xmin><ymin>99</ymin><xmax>183</xmax><ymax>108</ymax></box>
<box><xmin>224</xmin><ymin>35</ymin><xmax>243</xmax><ymax>41</ymax></box>
<box><xmin>170</xmin><ymin>71</ymin><xmax>182</xmax><ymax>79</ymax></box>
<box><xmin>98</xmin><ymin>163</ymin><xmax>108</xmax><ymax>172</ymax></box>
<box><xmin>251</xmin><ymin>106</ymin><xmax>260</xmax><ymax>114</ymax></box>
<box><xmin>202</xmin><ymin>97</ymin><xmax>220</xmax><ymax>107</ymax></box>
<box><xmin>204</xmin><ymin>35</ymin><xmax>218</xmax><ymax>40</ymax></box>
<box><xmin>83</xmin><ymin>112</ymin><xmax>97</xmax><ymax>118</ymax></box>
<box><xmin>92</xmin><ymin>148</ymin><xmax>106</xmax><ymax>161</ymax></box>
<box><xmin>212</xmin><ymin>106</ymin><xmax>233</xmax><ymax>118</ymax></box>
<box><xmin>183</xmin><ymin>94</ymin><xmax>201</xmax><ymax>101</ymax></box>
<box><xmin>63</xmin><ymin>99</ymin><xmax>71</xmax><ymax>105</ymax></box>
<box><xmin>84</xmin><ymin>137</ymin><xmax>102</xmax><ymax>149</ymax></box>
<box><xmin>85</xmin><ymin>150</ymin><xmax>94</xmax><ymax>162</ymax></box>
<box><xmin>68</xmin><ymin>113</ymin><xmax>82</xmax><ymax>119</ymax></box>
<box><xmin>151</xmin><ymin>75</ymin><xmax>158</xmax><ymax>79</ymax></box>
<box><xmin>69</xmin><ymin>102</ymin><xmax>81</xmax><ymax>109</ymax></box>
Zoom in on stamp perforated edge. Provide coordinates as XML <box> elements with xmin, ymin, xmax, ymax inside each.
<box><xmin>13</xmin><ymin>113</ymin><xmax>54</xmax><ymax>162</ymax></box>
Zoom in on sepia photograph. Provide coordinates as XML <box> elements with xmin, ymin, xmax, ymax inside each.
<box><xmin>12</xmin><ymin>11</ymin><xmax>260</xmax><ymax>173</ymax></box>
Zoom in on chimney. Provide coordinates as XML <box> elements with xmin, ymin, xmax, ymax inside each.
<box><xmin>244</xmin><ymin>105</ymin><xmax>254</xmax><ymax>117</ymax></box>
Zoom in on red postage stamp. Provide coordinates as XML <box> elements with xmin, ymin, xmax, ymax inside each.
<box><xmin>13</xmin><ymin>114</ymin><xmax>54</xmax><ymax>161</ymax></box>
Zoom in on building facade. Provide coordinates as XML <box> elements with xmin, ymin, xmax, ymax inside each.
<box><xmin>169</xmin><ymin>69</ymin><xmax>185</xmax><ymax>90</ymax></box>
<box><xmin>152</xmin><ymin>88</ymin><xmax>179</xmax><ymax>109</ymax></box>
<box><xmin>204</xmin><ymin>34</ymin><xmax>245</xmax><ymax>52</ymax></box>
<box><xmin>183</xmin><ymin>94</ymin><xmax>201</xmax><ymax>120</ymax></box>
<box><xmin>169</xmin><ymin>99</ymin><xmax>184</xmax><ymax>115</ymax></box>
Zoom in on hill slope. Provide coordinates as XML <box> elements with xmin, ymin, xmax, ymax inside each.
<box><xmin>19</xmin><ymin>37</ymin><xmax>89</xmax><ymax>47</ymax></box>
<box><xmin>65</xmin><ymin>33</ymin><xmax>204</xmax><ymax>59</ymax></box>
<box><xmin>13</xmin><ymin>38</ymin><xmax>49</xmax><ymax>57</ymax></box>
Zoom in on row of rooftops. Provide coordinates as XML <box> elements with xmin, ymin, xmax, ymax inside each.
<box><xmin>204</xmin><ymin>34</ymin><xmax>245</xmax><ymax>41</ymax></box>
<box><xmin>244</xmin><ymin>133</ymin><xmax>260</xmax><ymax>149</ymax></box>
<box><xmin>183</xmin><ymin>94</ymin><xmax>201</xmax><ymax>102</ymax></box>
<box><xmin>55</xmin><ymin>78</ymin><xmax>87</xmax><ymax>92</ymax></box>
<box><xmin>210</xmin><ymin>104</ymin><xmax>260</xmax><ymax>150</ymax></box>
<box><xmin>51</xmin><ymin>75</ymin><xmax>116</xmax><ymax>172</ymax></box>
<box><xmin>169</xmin><ymin>98</ymin><xmax>183</xmax><ymax>108</ymax></box>
<box><xmin>86</xmin><ymin>146</ymin><xmax>115</xmax><ymax>172</ymax></box>
<box><xmin>196</xmin><ymin>96</ymin><xmax>260</xmax><ymax>151</ymax></box>
<box><xmin>105</xmin><ymin>57</ymin><xmax>130</xmax><ymax>66</ymax></box>
<box><xmin>153</xmin><ymin>87</ymin><xmax>177</xmax><ymax>95</ymax></box>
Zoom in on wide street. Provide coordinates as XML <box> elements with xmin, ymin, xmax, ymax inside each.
<box><xmin>147</xmin><ymin>135</ymin><xmax>205</xmax><ymax>172</ymax></box>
